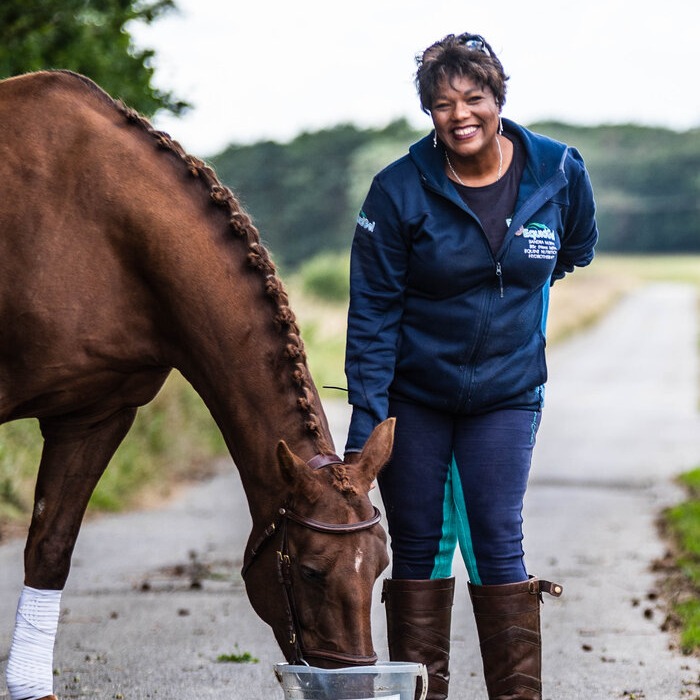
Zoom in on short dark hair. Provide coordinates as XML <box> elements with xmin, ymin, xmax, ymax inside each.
<box><xmin>415</xmin><ymin>33</ymin><xmax>509</xmax><ymax>114</ymax></box>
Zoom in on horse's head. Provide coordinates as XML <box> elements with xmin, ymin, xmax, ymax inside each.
<box><xmin>243</xmin><ymin>418</ymin><xmax>394</xmax><ymax>667</ymax></box>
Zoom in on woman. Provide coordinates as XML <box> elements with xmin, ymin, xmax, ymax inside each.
<box><xmin>344</xmin><ymin>33</ymin><xmax>597</xmax><ymax>700</ymax></box>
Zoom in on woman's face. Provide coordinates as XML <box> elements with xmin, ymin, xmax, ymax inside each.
<box><xmin>430</xmin><ymin>74</ymin><xmax>500</xmax><ymax>161</ymax></box>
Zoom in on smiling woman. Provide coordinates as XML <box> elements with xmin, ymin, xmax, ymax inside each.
<box><xmin>419</xmin><ymin>34</ymin><xmax>509</xmax><ymax>188</ymax></box>
<box><xmin>343</xmin><ymin>32</ymin><xmax>598</xmax><ymax>700</ymax></box>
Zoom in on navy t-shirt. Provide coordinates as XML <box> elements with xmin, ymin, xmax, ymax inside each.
<box><xmin>453</xmin><ymin>135</ymin><xmax>525</xmax><ymax>255</ymax></box>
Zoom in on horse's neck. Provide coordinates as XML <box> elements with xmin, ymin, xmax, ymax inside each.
<box><xmin>152</xmin><ymin>228</ymin><xmax>334</xmax><ymax>514</ymax></box>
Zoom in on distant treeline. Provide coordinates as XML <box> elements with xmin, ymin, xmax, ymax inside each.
<box><xmin>210</xmin><ymin>119</ymin><xmax>700</xmax><ymax>270</ymax></box>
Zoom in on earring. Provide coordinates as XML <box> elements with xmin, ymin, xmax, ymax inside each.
<box><xmin>433</xmin><ymin>131</ymin><xmax>437</xmax><ymax>148</ymax></box>
<box><xmin>498</xmin><ymin>116</ymin><xmax>504</xmax><ymax>135</ymax></box>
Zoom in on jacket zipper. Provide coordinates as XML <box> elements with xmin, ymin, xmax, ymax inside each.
<box><xmin>495</xmin><ymin>262</ymin><xmax>504</xmax><ymax>298</ymax></box>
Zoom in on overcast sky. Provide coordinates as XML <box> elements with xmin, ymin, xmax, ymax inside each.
<box><xmin>130</xmin><ymin>0</ymin><xmax>700</xmax><ymax>157</ymax></box>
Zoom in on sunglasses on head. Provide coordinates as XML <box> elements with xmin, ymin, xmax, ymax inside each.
<box><xmin>457</xmin><ymin>33</ymin><xmax>490</xmax><ymax>55</ymax></box>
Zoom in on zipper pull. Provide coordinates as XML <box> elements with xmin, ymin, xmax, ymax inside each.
<box><xmin>495</xmin><ymin>262</ymin><xmax>504</xmax><ymax>298</ymax></box>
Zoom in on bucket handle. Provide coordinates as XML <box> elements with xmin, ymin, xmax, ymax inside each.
<box><xmin>417</xmin><ymin>664</ymin><xmax>428</xmax><ymax>700</ymax></box>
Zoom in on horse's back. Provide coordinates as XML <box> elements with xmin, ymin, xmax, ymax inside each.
<box><xmin>0</xmin><ymin>70</ymin><xmax>143</xmax><ymax>245</ymax></box>
<box><xmin>0</xmin><ymin>69</ymin><xmax>109</xmax><ymax>97</ymax></box>
<box><xmin>0</xmin><ymin>71</ymin><xmax>122</xmax><ymax>157</ymax></box>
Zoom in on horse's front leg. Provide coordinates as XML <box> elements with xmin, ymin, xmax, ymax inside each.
<box><xmin>5</xmin><ymin>408</ymin><xmax>136</xmax><ymax>700</ymax></box>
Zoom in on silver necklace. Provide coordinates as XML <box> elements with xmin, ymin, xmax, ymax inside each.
<box><xmin>445</xmin><ymin>136</ymin><xmax>503</xmax><ymax>186</ymax></box>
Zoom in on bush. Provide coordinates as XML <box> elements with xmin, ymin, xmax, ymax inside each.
<box><xmin>298</xmin><ymin>251</ymin><xmax>350</xmax><ymax>302</ymax></box>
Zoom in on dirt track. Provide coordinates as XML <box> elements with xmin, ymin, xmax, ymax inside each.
<box><xmin>1</xmin><ymin>282</ymin><xmax>700</xmax><ymax>699</ymax></box>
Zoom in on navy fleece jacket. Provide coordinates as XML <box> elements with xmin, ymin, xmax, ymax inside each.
<box><xmin>344</xmin><ymin>120</ymin><xmax>598</xmax><ymax>452</ymax></box>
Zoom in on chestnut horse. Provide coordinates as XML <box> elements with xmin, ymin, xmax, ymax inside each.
<box><xmin>0</xmin><ymin>70</ymin><xmax>393</xmax><ymax>697</ymax></box>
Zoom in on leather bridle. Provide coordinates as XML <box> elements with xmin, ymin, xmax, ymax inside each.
<box><xmin>241</xmin><ymin>453</ymin><xmax>382</xmax><ymax>666</ymax></box>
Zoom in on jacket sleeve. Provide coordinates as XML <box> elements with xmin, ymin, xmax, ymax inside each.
<box><xmin>344</xmin><ymin>177</ymin><xmax>409</xmax><ymax>452</ymax></box>
<box><xmin>552</xmin><ymin>148</ymin><xmax>599</xmax><ymax>283</ymax></box>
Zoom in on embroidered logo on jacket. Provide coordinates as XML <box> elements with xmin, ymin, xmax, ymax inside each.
<box><xmin>357</xmin><ymin>211</ymin><xmax>376</xmax><ymax>233</ymax></box>
<box><xmin>515</xmin><ymin>222</ymin><xmax>557</xmax><ymax>260</ymax></box>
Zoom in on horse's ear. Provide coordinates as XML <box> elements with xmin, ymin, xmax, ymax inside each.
<box><xmin>357</xmin><ymin>417</ymin><xmax>395</xmax><ymax>484</ymax></box>
<box><xmin>276</xmin><ymin>440</ymin><xmax>323</xmax><ymax>499</ymax></box>
<box><xmin>276</xmin><ymin>440</ymin><xmax>304</xmax><ymax>484</ymax></box>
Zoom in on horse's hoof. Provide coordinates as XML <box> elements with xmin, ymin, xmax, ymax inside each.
<box><xmin>37</xmin><ymin>696</ymin><xmax>59</xmax><ymax>700</ymax></box>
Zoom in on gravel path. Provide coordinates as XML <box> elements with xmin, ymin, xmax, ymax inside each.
<box><xmin>1</xmin><ymin>282</ymin><xmax>699</xmax><ymax>699</ymax></box>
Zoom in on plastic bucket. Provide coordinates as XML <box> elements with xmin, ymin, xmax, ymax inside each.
<box><xmin>274</xmin><ymin>661</ymin><xmax>428</xmax><ymax>700</ymax></box>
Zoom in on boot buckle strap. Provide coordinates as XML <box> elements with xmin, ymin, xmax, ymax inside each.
<box><xmin>529</xmin><ymin>578</ymin><xmax>563</xmax><ymax>599</ymax></box>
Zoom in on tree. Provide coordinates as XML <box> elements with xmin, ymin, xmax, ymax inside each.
<box><xmin>0</xmin><ymin>0</ymin><xmax>188</xmax><ymax>117</ymax></box>
<box><xmin>212</xmin><ymin>120</ymin><xmax>419</xmax><ymax>269</ymax></box>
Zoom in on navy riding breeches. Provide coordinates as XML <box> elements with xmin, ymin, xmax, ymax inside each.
<box><xmin>377</xmin><ymin>399</ymin><xmax>541</xmax><ymax>585</ymax></box>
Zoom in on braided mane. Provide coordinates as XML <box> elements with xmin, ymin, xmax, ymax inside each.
<box><xmin>121</xmin><ymin>104</ymin><xmax>340</xmax><ymax>458</ymax></box>
<box><xmin>56</xmin><ymin>71</ymin><xmax>340</xmax><ymax>463</ymax></box>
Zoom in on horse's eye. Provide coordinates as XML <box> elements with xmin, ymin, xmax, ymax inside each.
<box><xmin>300</xmin><ymin>564</ymin><xmax>326</xmax><ymax>582</ymax></box>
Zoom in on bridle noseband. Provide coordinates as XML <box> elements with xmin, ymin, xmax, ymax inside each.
<box><xmin>241</xmin><ymin>453</ymin><xmax>382</xmax><ymax>666</ymax></box>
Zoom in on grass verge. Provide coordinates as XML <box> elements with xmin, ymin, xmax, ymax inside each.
<box><xmin>658</xmin><ymin>468</ymin><xmax>700</xmax><ymax>654</ymax></box>
<box><xmin>0</xmin><ymin>371</ymin><xmax>225</xmax><ymax>539</ymax></box>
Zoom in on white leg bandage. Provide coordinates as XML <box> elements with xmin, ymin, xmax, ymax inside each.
<box><xmin>6</xmin><ymin>585</ymin><xmax>62</xmax><ymax>700</ymax></box>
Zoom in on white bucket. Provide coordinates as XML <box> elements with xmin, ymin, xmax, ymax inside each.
<box><xmin>274</xmin><ymin>661</ymin><xmax>428</xmax><ymax>700</ymax></box>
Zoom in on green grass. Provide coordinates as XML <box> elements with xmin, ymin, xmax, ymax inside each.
<box><xmin>0</xmin><ymin>419</ymin><xmax>42</xmax><ymax>523</ymax></box>
<box><xmin>216</xmin><ymin>647</ymin><xmax>259</xmax><ymax>664</ymax></box>
<box><xmin>0</xmin><ymin>371</ymin><xmax>225</xmax><ymax>534</ymax></box>
<box><xmin>663</xmin><ymin>467</ymin><xmax>700</xmax><ymax>653</ymax></box>
<box><xmin>675</xmin><ymin>599</ymin><xmax>700</xmax><ymax>653</ymax></box>
<box><xmin>666</xmin><ymin>497</ymin><xmax>700</xmax><ymax>586</ymax></box>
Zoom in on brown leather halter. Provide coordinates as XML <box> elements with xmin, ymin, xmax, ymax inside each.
<box><xmin>241</xmin><ymin>453</ymin><xmax>382</xmax><ymax>666</ymax></box>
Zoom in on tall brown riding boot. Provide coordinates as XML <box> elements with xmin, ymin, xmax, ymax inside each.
<box><xmin>382</xmin><ymin>577</ymin><xmax>455</xmax><ymax>700</ymax></box>
<box><xmin>468</xmin><ymin>577</ymin><xmax>563</xmax><ymax>700</ymax></box>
